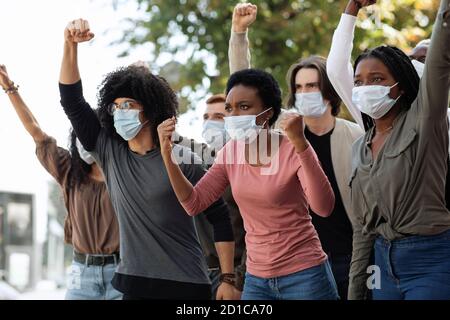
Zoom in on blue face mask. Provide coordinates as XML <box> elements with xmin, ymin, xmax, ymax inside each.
<box><xmin>113</xmin><ymin>109</ymin><xmax>145</xmax><ymax>141</ymax></box>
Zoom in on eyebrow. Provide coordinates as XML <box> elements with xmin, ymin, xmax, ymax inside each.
<box><xmin>354</xmin><ymin>72</ymin><xmax>385</xmax><ymax>78</ymax></box>
<box><xmin>225</xmin><ymin>100</ymin><xmax>252</xmax><ymax>106</ymax></box>
<box><xmin>296</xmin><ymin>82</ymin><xmax>319</xmax><ymax>86</ymax></box>
<box><xmin>203</xmin><ymin>112</ymin><xmax>225</xmax><ymax>118</ymax></box>
<box><xmin>118</xmin><ymin>99</ymin><xmax>138</xmax><ymax>103</ymax></box>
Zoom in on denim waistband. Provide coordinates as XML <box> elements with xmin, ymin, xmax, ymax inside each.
<box><xmin>375</xmin><ymin>228</ymin><xmax>450</xmax><ymax>248</ymax></box>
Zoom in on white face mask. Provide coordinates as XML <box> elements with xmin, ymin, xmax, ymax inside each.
<box><xmin>411</xmin><ymin>59</ymin><xmax>425</xmax><ymax>78</ymax></box>
<box><xmin>352</xmin><ymin>83</ymin><xmax>402</xmax><ymax>119</ymax></box>
<box><xmin>202</xmin><ymin>120</ymin><xmax>229</xmax><ymax>149</ymax></box>
<box><xmin>224</xmin><ymin>108</ymin><xmax>272</xmax><ymax>144</ymax></box>
<box><xmin>76</xmin><ymin>138</ymin><xmax>95</xmax><ymax>165</ymax></box>
<box><xmin>294</xmin><ymin>92</ymin><xmax>328</xmax><ymax>118</ymax></box>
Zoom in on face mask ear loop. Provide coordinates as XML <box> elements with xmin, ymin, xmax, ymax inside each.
<box><xmin>256</xmin><ymin>107</ymin><xmax>272</xmax><ymax>128</ymax></box>
<box><xmin>393</xmin><ymin>93</ymin><xmax>402</xmax><ymax>106</ymax></box>
<box><xmin>388</xmin><ymin>82</ymin><xmax>400</xmax><ymax>101</ymax></box>
<box><xmin>390</xmin><ymin>82</ymin><xmax>399</xmax><ymax>89</ymax></box>
<box><xmin>261</xmin><ymin>119</ymin><xmax>269</xmax><ymax>129</ymax></box>
<box><xmin>140</xmin><ymin>109</ymin><xmax>157</xmax><ymax>130</ymax></box>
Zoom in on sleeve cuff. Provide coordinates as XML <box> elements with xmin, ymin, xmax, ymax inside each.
<box><xmin>35</xmin><ymin>134</ymin><xmax>53</xmax><ymax>148</ymax></box>
<box><xmin>180</xmin><ymin>193</ymin><xmax>198</xmax><ymax>216</ymax></box>
<box><xmin>59</xmin><ymin>80</ymin><xmax>83</xmax><ymax>103</ymax></box>
<box><xmin>35</xmin><ymin>134</ymin><xmax>55</xmax><ymax>159</ymax></box>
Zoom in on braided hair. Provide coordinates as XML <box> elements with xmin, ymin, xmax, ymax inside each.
<box><xmin>354</xmin><ymin>45</ymin><xmax>420</xmax><ymax>131</ymax></box>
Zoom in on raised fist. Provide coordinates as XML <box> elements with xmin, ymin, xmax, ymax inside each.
<box><xmin>232</xmin><ymin>3</ymin><xmax>258</xmax><ymax>33</ymax></box>
<box><xmin>64</xmin><ymin>19</ymin><xmax>95</xmax><ymax>44</ymax></box>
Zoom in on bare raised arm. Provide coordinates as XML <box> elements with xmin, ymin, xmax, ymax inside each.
<box><xmin>59</xmin><ymin>19</ymin><xmax>94</xmax><ymax>85</ymax></box>
<box><xmin>0</xmin><ymin>65</ymin><xmax>46</xmax><ymax>143</ymax></box>
<box><xmin>58</xmin><ymin>18</ymin><xmax>100</xmax><ymax>152</ymax></box>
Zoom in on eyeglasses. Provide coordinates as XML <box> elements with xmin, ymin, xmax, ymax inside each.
<box><xmin>107</xmin><ymin>99</ymin><xmax>142</xmax><ymax>115</ymax></box>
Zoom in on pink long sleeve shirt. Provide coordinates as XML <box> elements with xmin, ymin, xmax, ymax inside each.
<box><xmin>181</xmin><ymin>135</ymin><xmax>335</xmax><ymax>278</ymax></box>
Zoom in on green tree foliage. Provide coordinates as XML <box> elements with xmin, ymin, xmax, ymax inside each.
<box><xmin>114</xmin><ymin>0</ymin><xmax>439</xmax><ymax>116</ymax></box>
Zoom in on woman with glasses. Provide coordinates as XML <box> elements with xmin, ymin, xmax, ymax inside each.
<box><xmin>0</xmin><ymin>64</ymin><xmax>122</xmax><ymax>300</ymax></box>
<box><xmin>58</xmin><ymin>19</ymin><xmax>239</xmax><ymax>300</ymax></box>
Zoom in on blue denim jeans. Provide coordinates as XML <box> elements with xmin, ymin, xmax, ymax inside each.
<box><xmin>65</xmin><ymin>260</ymin><xmax>122</xmax><ymax>300</ymax></box>
<box><xmin>242</xmin><ymin>260</ymin><xmax>339</xmax><ymax>300</ymax></box>
<box><xmin>373</xmin><ymin>229</ymin><xmax>450</xmax><ymax>300</ymax></box>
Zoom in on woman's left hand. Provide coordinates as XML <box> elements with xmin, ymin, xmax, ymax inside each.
<box><xmin>157</xmin><ymin>116</ymin><xmax>176</xmax><ymax>159</ymax></box>
<box><xmin>279</xmin><ymin>113</ymin><xmax>305</xmax><ymax>141</ymax></box>
<box><xmin>279</xmin><ymin>113</ymin><xmax>309</xmax><ymax>153</ymax></box>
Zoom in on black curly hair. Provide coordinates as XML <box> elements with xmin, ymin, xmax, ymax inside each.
<box><xmin>97</xmin><ymin>65</ymin><xmax>178</xmax><ymax>146</ymax></box>
<box><xmin>225</xmin><ymin>69</ymin><xmax>282</xmax><ymax>126</ymax></box>
<box><xmin>67</xmin><ymin>128</ymin><xmax>92</xmax><ymax>188</ymax></box>
<box><xmin>354</xmin><ymin>45</ymin><xmax>420</xmax><ymax>131</ymax></box>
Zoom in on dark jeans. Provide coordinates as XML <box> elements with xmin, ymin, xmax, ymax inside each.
<box><xmin>446</xmin><ymin>156</ymin><xmax>450</xmax><ymax>211</ymax></box>
<box><xmin>122</xmin><ymin>283</ymin><xmax>212</xmax><ymax>300</ymax></box>
<box><xmin>373</xmin><ymin>229</ymin><xmax>450</xmax><ymax>300</ymax></box>
<box><xmin>327</xmin><ymin>253</ymin><xmax>351</xmax><ymax>300</ymax></box>
<box><xmin>120</xmin><ymin>280</ymin><xmax>212</xmax><ymax>300</ymax></box>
